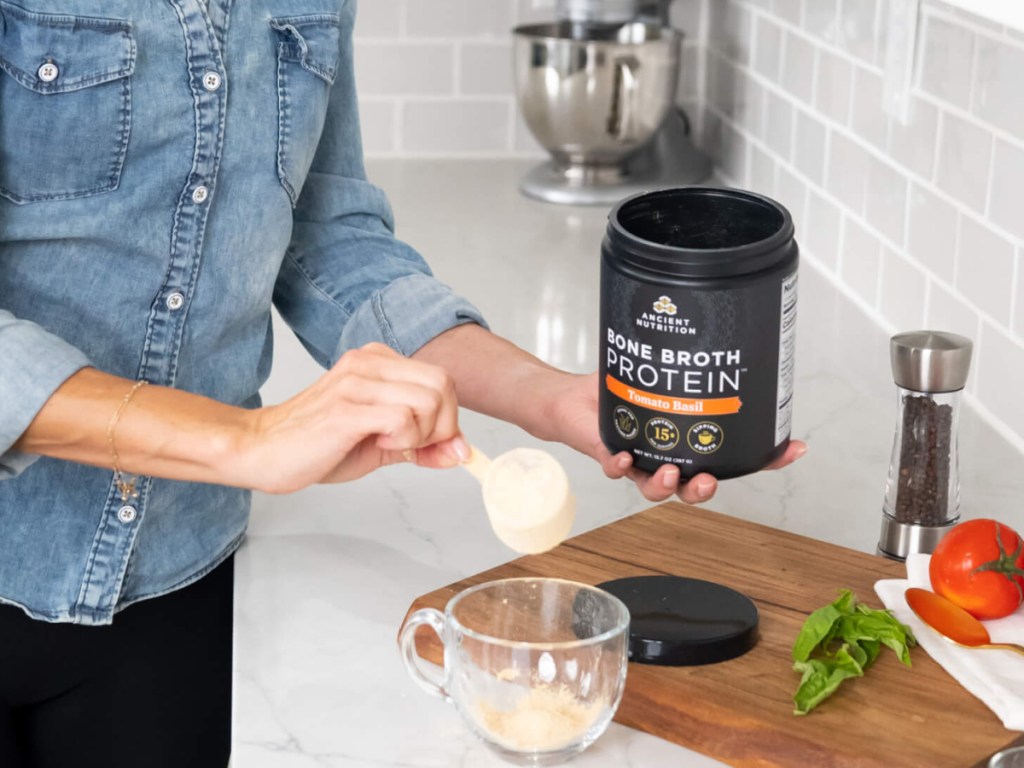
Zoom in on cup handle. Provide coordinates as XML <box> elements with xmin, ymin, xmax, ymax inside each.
<box><xmin>398</xmin><ymin>608</ymin><xmax>449</xmax><ymax>700</ymax></box>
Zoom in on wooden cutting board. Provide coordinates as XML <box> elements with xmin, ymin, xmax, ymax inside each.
<box><xmin>402</xmin><ymin>502</ymin><xmax>1022</xmax><ymax>768</ymax></box>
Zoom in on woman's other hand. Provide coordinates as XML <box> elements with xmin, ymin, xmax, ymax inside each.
<box><xmin>544</xmin><ymin>372</ymin><xmax>807</xmax><ymax>505</ymax></box>
<box><xmin>235</xmin><ymin>343</ymin><xmax>468</xmax><ymax>493</ymax></box>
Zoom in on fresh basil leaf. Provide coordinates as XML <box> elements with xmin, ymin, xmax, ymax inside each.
<box><xmin>792</xmin><ymin>604</ymin><xmax>843</xmax><ymax>662</ymax></box>
<box><xmin>839</xmin><ymin>612</ymin><xmax>916</xmax><ymax>667</ymax></box>
<box><xmin>791</xmin><ymin>590</ymin><xmax>917</xmax><ymax>714</ymax></box>
<box><xmin>792</xmin><ymin>644</ymin><xmax>864</xmax><ymax>715</ymax></box>
<box><xmin>832</xmin><ymin>589</ymin><xmax>857</xmax><ymax>614</ymax></box>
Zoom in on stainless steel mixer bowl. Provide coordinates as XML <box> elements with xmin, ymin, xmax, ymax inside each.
<box><xmin>513</xmin><ymin>22</ymin><xmax>681</xmax><ymax>168</ymax></box>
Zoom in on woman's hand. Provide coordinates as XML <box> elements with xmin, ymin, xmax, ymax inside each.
<box><xmin>411</xmin><ymin>325</ymin><xmax>806</xmax><ymax>506</ymax></box>
<box><xmin>17</xmin><ymin>344</ymin><xmax>466</xmax><ymax>495</ymax></box>
<box><xmin>230</xmin><ymin>343</ymin><xmax>468</xmax><ymax>493</ymax></box>
<box><xmin>543</xmin><ymin>371</ymin><xmax>806</xmax><ymax>504</ymax></box>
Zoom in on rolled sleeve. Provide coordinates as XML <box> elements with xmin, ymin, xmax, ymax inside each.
<box><xmin>0</xmin><ymin>310</ymin><xmax>91</xmax><ymax>478</ymax></box>
<box><xmin>272</xmin><ymin>0</ymin><xmax>487</xmax><ymax>367</ymax></box>
<box><xmin>335</xmin><ymin>272</ymin><xmax>487</xmax><ymax>359</ymax></box>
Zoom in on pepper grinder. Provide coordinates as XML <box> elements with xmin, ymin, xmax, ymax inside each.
<box><xmin>878</xmin><ymin>331</ymin><xmax>973</xmax><ymax>561</ymax></box>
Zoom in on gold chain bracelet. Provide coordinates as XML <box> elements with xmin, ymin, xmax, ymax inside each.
<box><xmin>107</xmin><ymin>380</ymin><xmax>149</xmax><ymax>502</ymax></box>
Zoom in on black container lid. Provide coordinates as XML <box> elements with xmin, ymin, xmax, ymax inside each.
<box><xmin>606</xmin><ymin>187</ymin><xmax>795</xmax><ymax>280</ymax></box>
<box><xmin>597</xmin><ymin>575</ymin><xmax>759</xmax><ymax>666</ymax></box>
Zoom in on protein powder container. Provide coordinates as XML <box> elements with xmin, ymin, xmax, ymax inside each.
<box><xmin>599</xmin><ymin>187</ymin><xmax>798</xmax><ymax>480</ymax></box>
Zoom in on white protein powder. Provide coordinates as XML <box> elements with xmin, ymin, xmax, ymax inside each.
<box><xmin>475</xmin><ymin>684</ymin><xmax>606</xmax><ymax>752</ymax></box>
<box><xmin>482</xmin><ymin>448</ymin><xmax>575</xmax><ymax>554</ymax></box>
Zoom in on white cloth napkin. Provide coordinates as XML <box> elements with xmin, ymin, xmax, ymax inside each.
<box><xmin>875</xmin><ymin>553</ymin><xmax>1024</xmax><ymax>731</ymax></box>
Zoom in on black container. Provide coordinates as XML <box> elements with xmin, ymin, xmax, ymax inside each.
<box><xmin>599</xmin><ymin>187</ymin><xmax>798</xmax><ymax>479</ymax></box>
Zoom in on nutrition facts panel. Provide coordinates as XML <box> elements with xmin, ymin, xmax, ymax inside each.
<box><xmin>775</xmin><ymin>272</ymin><xmax>798</xmax><ymax>445</ymax></box>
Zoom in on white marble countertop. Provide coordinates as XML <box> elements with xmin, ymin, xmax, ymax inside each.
<box><xmin>233</xmin><ymin>159</ymin><xmax>1024</xmax><ymax>767</ymax></box>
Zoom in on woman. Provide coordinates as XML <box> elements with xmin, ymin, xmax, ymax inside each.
<box><xmin>0</xmin><ymin>1</ymin><xmax>804</xmax><ymax>766</ymax></box>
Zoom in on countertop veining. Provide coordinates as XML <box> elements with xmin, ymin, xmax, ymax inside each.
<box><xmin>233</xmin><ymin>159</ymin><xmax>1024</xmax><ymax>767</ymax></box>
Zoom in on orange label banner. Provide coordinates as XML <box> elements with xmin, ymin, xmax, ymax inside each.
<box><xmin>605</xmin><ymin>375</ymin><xmax>742</xmax><ymax>416</ymax></box>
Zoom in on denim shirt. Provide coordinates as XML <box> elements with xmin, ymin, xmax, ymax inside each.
<box><xmin>0</xmin><ymin>0</ymin><xmax>484</xmax><ymax>625</ymax></box>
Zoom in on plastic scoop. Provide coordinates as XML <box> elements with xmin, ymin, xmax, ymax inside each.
<box><xmin>463</xmin><ymin>446</ymin><xmax>576</xmax><ymax>555</ymax></box>
<box><xmin>905</xmin><ymin>587</ymin><xmax>1024</xmax><ymax>657</ymax></box>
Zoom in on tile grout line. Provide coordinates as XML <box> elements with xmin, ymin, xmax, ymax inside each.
<box><xmin>705</xmin><ymin>100</ymin><xmax>1023</xmax><ymax>350</ymax></box>
<box><xmin>709</xmin><ymin>46</ymin><xmax>1024</xmax><ymax>249</ymax></box>
<box><xmin>730</xmin><ymin>0</ymin><xmax>1024</xmax><ymax>153</ymax></box>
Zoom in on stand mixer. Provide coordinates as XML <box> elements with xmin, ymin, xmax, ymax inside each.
<box><xmin>513</xmin><ymin>0</ymin><xmax>711</xmax><ymax>205</ymax></box>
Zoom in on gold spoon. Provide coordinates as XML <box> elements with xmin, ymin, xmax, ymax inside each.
<box><xmin>905</xmin><ymin>588</ymin><xmax>1024</xmax><ymax>657</ymax></box>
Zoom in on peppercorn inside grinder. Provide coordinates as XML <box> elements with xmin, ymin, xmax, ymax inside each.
<box><xmin>878</xmin><ymin>331</ymin><xmax>973</xmax><ymax>561</ymax></box>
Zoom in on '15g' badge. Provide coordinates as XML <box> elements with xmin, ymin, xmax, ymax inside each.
<box><xmin>645</xmin><ymin>417</ymin><xmax>680</xmax><ymax>451</ymax></box>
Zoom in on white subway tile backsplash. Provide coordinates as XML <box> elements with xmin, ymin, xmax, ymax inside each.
<box><xmin>515</xmin><ymin>0</ymin><xmax>556</xmax><ymax>24</ymax></box>
<box><xmin>355</xmin><ymin>43</ymin><xmax>455</xmax><ymax>95</ymax></box>
<box><xmin>781</xmin><ymin>31</ymin><xmax>816</xmax><ymax>104</ymax></box>
<box><xmin>358</xmin><ymin>101</ymin><xmax>397</xmax><ymax>153</ymax></box>
<box><xmin>804</xmin><ymin>187</ymin><xmax>842</xmax><ymax>269</ymax></box>
<box><xmin>814</xmin><ymin>49</ymin><xmax>853</xmax><ymax>125</ymax></box>
<box><xmin>764</xmin><ymin>89</ymin><xmax>794</xmax><ymax>159</ymax></box>
<box><xmin>401</xmin><ymin>101</ymin><xmax>511</xmax><ymax>153</ymax></box>
<box><xmin>680</xmin><ymin>45</ymin><xmax>701</xmax><ymax>100</ymax></box>
<box><xmin>827</xmin><ymin>131</ymin><xmax>869</xmax><ymax>213</ymax></box>
<box><xmin>864</xmin><ymin>156</ymin><xmax>907</xmax><ymax>246</ymax></box>
<box><xmin>926</xmin><ymin>279</ymin><xmax>981</xmax><ymax>345</ymax></box>
<box><xmin>671</xmin><ymin>0</ymin><xmax>705</xmax><ymax>39</ymax></box>
<box><xmin>977</xmin><ymin>323</ymin><xmax>1024</xmax><ymax>441</ymax></box>
<box><xmin>851</xmin><ymin>67</ymin><xmax>888</xmax><ymax>150</ymax></box>
<box><xmin>972</xmin><ymin>36</ymin><xmax>1024</xmax><ymax>137</ymax></box>
<box><xmin>1015</xmin><ymin>251</ymin><xmax>1024</xmax><ymax>339</ymax></box>
<box><xmin>793</xmin><ymin>109</ymin><xmax>827</xmax><ymax>185</ymax></box>
<box><xmin>874</xmin><ymin>0</ymin><xmax>890</xmax><ymax>68</ymax></box>
<box><xmin>880</xmin><ymin>247</ymin><xmax>927</xmax><ymax>331</ymax></box>
<box><xmin>357</xmin><ymin>0</ymin><xmax>1023</xmax><ymax>448</ymax></box>
<box><xmin>753</xmin><ymin>16</ymin><xmax>784</xmax><ymax>81</ymax></box>
<box><xmin>887</xmin><ymin>97</ymin><xmax>938</xmax><ymax>180</ymax></box>
<box><xmin>406</xmin><ymin>0</ymin><xmax>514</xmax><ymax>38</ymax></box>
<box><xmin>460</xmin><ymin>43</ymin><xmax>513</xmax><ymax>95</ymax></box>
<box><xmin>352</xmin><ymin>0</ymin><xmax>399</xmax><ymax>37</ymax></box>
<box><xmin>709</xmin><ymin>53</ymin><xmax>739</xmax><ymax>118</ymax></box>
<box><xmin>513</xmin><ymin>112</ymin><xmax>546</xmax><ymax>154</ymax></box>
<box><xmin>906</xmin><ymin>183</ymin><xmax>958</xmax><ymax>283</ymax></box>
<box><xmin>719</xmin><ymin>122</ymin><xmax>750</xmax><ymax>185</ymax></box>
<box><xmin>773</xmin><ymin>0</ymin><xmax>803</xmax><ymax>27</ymax></box>
<box><xmin>919</xmin><ymin>14</ymin><xmax>975</xmax><ymax>109</ymax></box>
<box><xmin>956</xmin><ymin>215</ymin><xmax>1016</xmax><ymax>326</ymax></box>
<box><xmin>935</xmin><ymin>112</ymin><xmax>993</xmax><ymax>213</ymax></box>
<box><xmin>749</xmin><ymin>143</ymin><xmax>776</xmax><ymax>195</ymax></box>
<box><xmin>354</xmin><ymin>0</ymin><xmax>402</xmax><ymax>37</ymax></box>
<box><xmin>802</xmin><ymin>0</ymin><xmax>840</xmax><ymax>44</ymax></box>
<box><xmin>776</xmin><ymin>164</ymin><xmax>809</xmax><ymax>225</ymax></box>
<box><xmin>988</xmin><ymin>139</ymin><xmax>1024</xmax><ymax>243</ymax></box>
<box><xmin>838</xmin><ymin>0</ymin><xmax>879</xmax><ymax>65</ymax></box>
<box><xmin>841</xmin><ymin>215</ymin><xmax>883</xmax><ymax>305</ymax></box>
<box><xmin>709</xmin><ymin>1</ymin><xmax>753</xmax><ymax>64</ymax></box>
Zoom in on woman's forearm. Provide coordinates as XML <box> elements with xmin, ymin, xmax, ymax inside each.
<box><xmin>13</xmin><ymin>344</ymin><xmax>468</xmax><ymax>494</ymax></box>
<box><xmin>14</xmin><ymin>367</ymin><xmax>248</xmax><ymax>486</ymax></box>
<box><xmin>412</xmin><ymin>323</ymin><xmax>577</xmax><ymax>442</ymax></box>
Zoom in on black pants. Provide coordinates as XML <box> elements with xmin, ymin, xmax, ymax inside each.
<box><xmin>0</xmin><ymin>556</ymin><xmax>233</xmax><ymax>768</ymax></box>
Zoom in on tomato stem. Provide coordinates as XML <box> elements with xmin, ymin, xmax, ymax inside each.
<box><xmin>972</xmin><ymin>525</ymin><xmax>1024</xmax><ymax>603</ymax></box>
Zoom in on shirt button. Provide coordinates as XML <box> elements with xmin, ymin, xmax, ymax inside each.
<box><xmin>202</xmin><ymin>71</ymin><xmax>222</xmax><ymax>92</ymax></box>
<box><xmin>117</xmin><ymin>506</ymin><xmax>137</xmax><ymax>524</ymax></box>
<box><xmin>166</xmin><ymin>292</ymin><xmax>185</xmax><ymax>311</ymax></box>
<box><xmin>38</xmin><ymin>61</ymin><xmax>59</xmax><ymax>83</ymax></box>
<box><xmin>192</xmin><ymin>185</ymin><xmax>209</xmax><ymax>204</ymax></box>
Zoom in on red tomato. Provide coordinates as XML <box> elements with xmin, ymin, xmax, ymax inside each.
<box><xmin>929</xmin><ymin>519</ymin><xmax>1024</xmax><ymax>620</ymax></box>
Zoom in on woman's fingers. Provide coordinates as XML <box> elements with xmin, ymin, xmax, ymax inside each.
<box><xmin>330</xmin><ymin>345</ymin><xmax>459</xmax><ymax>448</ymax></box>
<box><xmin>764</xmin><ymin>439</ymin><xmax>807</xmax><ymax>470</ymax></box>
<box><xmin>408</xmin><ymin>435</ymin><xmax>472</xmax><ymax>469</ymax></box>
